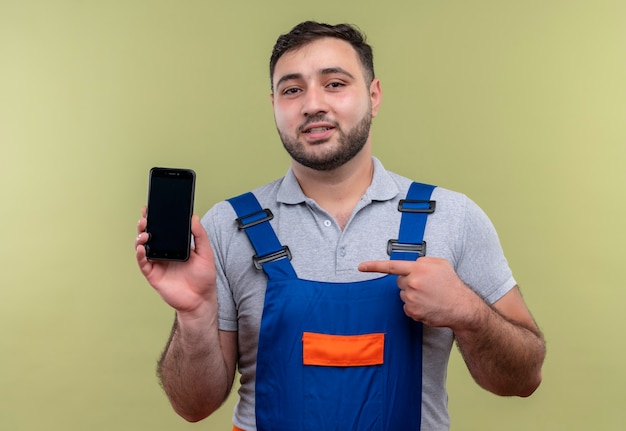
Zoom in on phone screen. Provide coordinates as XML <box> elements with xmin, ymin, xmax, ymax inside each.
<box><xmin>145</xmin><ymin>167</ymin><xmax>196</xmax><ymax>261</ymax></box>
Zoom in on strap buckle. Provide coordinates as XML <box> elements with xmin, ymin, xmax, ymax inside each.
<box><xmin>387</xmin><ymin>239</ymin><xmax>427</xmax><ymax>257</ymax></box>
<box><xmin>236</xmin><ymin>208</ymin><xmax>273</xmax><ymax>229</ymax></box>
<box><xmin>253</xmin><ymin>246</ymin><xmax>292</xmax><ymax>270</ymax></box>
<box><xmin>398</xmin><ymin>199</ymin><xmax>436</xmax><ymax>214</ymax></box>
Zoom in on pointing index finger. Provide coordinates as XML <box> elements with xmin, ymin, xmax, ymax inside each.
<box><xmin>358</xmin><ymin>260</ymin><xmax>413</xmax><ymax>276</ymax></box>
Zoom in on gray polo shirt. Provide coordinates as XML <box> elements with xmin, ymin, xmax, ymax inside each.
<box><xmin>202</xmin><ymin>157</ymin><xmax>516</xmax><ymax>431</ymax></box>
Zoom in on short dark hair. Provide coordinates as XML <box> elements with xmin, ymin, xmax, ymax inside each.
<box><xmin>269</xmin><ymin>21</ymin><xmax>375</xmax><ymax>91</ymax></box>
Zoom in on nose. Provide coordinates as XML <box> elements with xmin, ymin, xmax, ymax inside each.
<box><xmin>301</xmin><ymin>87</ymin><xmax>329</xmax><ymax>117</ymax></box>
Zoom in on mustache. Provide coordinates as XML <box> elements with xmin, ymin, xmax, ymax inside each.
<box><xmin>298</xmin><ymin>114</ymin><xmax>338</xmax><ymax>133</ymax></box>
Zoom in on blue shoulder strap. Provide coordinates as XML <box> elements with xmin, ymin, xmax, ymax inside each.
<box><xmin>389</xmin><ymin>182</ymin><xmax>437</xmax><ymax>261</ymax></box>
<box><xmin>227</xmin><ymin>192</ymin><xmax>297</xmax><ymax>280</ymax></box>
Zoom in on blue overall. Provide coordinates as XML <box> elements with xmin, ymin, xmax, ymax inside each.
<box><xmin>228</xmin><ymin>182</ymin><xmax>436</xmax><ymax>431</ymax></box>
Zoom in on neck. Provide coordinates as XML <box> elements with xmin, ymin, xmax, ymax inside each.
<box><xmin>292</xmin><ymin>148</ymin><xmax>374</xmax><ymax>229</ymax></box>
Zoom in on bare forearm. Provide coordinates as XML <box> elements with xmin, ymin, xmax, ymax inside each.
<box><xmin>455</xmin><ymin>300</ymin><xmax>545</xmax><ymax>397</ymax></box>
<box><xmin>157</xmin><ymin>310</ymin><xmax>234</xmax><ymax>422</ymax></box>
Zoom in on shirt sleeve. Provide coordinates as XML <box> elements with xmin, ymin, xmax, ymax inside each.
<box><xmin>455</xmin><ymin>196</ymin><xmax>517</xmax><ymax>305</ymax></box>
<box><xmin>202</xmin><ymin>205</ymin><xmax>239</xmax><ymax>332</ymax></box>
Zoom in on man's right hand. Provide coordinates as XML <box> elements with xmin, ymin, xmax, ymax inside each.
<box><xmin>135</xmin><ymin>207</ymin><xmax>217</xmax><ymax>316</ymax></box>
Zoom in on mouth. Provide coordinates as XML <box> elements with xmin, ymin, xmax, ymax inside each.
<box><xmin>302</xmin><ymin>122</ymin><xmax>336</xmax><ymax>133</ymax></box>
<box><xmin>304</xmin><ymin>126</ymin><xmax>334</xmax><ymax>133</ymax></box>
<box><xmin>301</xmin><ymin>122</ymin><xmax>336</xmax><ymax>142</ymax></box>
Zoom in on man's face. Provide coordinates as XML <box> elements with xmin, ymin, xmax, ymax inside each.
<box><xmin>271</xmin><ymin>37</ymin><xmax>381</xmax><ymax>171</ymax></box>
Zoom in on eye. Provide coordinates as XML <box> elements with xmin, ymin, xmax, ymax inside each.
<box><xmin>282</xmin><ymin>87</ymin><xmax>301</xmax><ymax>96</ymax></box>
<box><xmin>327</xmin><ymin>81</ymin><xmax>345</xmax><ymax>89</ymax></box>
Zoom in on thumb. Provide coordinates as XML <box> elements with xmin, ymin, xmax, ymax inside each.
<box><xmin>190</xmin><ymin>215</ymin><xmax>212</xmax><ymax>258</ymax></box>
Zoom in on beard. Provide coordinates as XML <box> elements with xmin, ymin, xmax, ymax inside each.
<box><xmin>278</xmin><ymin>110</ymin><xmax>372</xmax><ymax>171</ymax></box>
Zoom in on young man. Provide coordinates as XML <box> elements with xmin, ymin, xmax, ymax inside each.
<box><xmin>135</xmin><ymin>21</ymin><xmax>545</xmax><ymax>431</ymax></box>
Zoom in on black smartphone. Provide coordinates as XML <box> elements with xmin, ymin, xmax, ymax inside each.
<box><xmin>145</xmin><ymin>167</ymin><xmax>196</xmax><ymax>261</ymax></box>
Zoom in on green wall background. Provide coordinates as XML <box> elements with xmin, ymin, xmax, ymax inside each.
<box><xmin>2</xmin><ymin>1</ymin><xmax>625</xmax><ymax>429</ymax></box>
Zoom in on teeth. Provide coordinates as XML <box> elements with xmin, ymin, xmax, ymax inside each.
<box><xmin>307</xmin><ymin>127</ymin><xmax>330</xmax><ymax>133</ymax></box>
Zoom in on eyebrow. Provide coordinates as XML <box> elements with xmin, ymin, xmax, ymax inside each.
<box><xmin>274</xmin><ymin>67</ymin><xmax>356</xmax><ymax>91</ymax></box>
<box><xmin>320</xmin><ymin>67</ymin><xmax>355</xmax><ymax>80</ymax></box>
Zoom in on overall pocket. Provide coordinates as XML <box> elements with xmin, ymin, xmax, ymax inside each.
<box><xmin>302</xmin><ymin>332</ymin><xmax>385</xmax><ymax>431</ymax></box>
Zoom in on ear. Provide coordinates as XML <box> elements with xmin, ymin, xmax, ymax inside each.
<box><xmin>369</xmin><ymin>78</ymin><xmax>382</xmax><ymax>118</ymax></box>
<box><xmin>270</xmin><ymin>92</ymin><xmax>275</xmax><ymax>108</ymax></box>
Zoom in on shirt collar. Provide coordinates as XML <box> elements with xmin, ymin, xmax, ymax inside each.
<box><xmin>276</xmin><ymin>157</ymin><xmax>400</xmax><ymax>205</ymax></box>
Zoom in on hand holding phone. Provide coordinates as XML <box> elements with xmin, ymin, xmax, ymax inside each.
<box><xmin>145</xmin><ymin>167</ymin><xmax>196</xmax><ymax>261</ymax></box>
